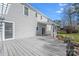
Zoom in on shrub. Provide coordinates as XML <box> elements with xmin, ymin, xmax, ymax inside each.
<box><xmin>72</xmin><ymin>30</ymin><xmax>78</xmax><ymax>33</ymax></box>
<box><xmin>64</xmin><ymin>26</ymin><xmax>73</xmax><ymax>33</ymax></box>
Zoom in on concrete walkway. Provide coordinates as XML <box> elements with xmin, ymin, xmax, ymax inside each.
<box><xmin>0</xmin><ymin>36</ymin><xmax>66</xmax><ymax>56</ymax></box>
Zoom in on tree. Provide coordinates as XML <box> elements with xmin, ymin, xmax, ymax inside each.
<box><xmin>73</xmin><ymin>4</ymin><xmax>79</xmax><ymax>25</ymax></box>
<box><xmin>62</xmin><ymin>4</ymin><xmax>77</xmax><ymax>33</ymax></box>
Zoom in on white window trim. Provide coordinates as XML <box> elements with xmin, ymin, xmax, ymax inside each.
<box><xmin>3</xmin><ymin>20</ymin><xmax>15</xmax><ymax>41</ymax></box>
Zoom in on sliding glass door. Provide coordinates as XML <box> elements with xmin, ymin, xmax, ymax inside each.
<box><xmin>4</xmin><ymin>22</ymin><xmax>14</xmax><ymax>39</ymax></box>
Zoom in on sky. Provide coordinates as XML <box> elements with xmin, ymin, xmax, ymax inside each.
<box><xmin>30</xmin><ymin>3</ymin><xmax>69</xmax><ymax>20</ymax></box>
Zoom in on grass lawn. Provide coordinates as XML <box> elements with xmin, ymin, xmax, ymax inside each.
<box><xmin>58</xmin><ymin>33</ymin><xmax>79</xmax><ymax>43</ymax></box>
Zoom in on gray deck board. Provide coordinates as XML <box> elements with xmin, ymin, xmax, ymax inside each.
<box><xmin>0</xmin><ymin>36</ymin><xmax>66</xmax><ymax>56</ymax></box>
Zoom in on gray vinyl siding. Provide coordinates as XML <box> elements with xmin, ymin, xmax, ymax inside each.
<box><xmin>4</xmin><ymin>3</ymin><xmax>37</xmax><ymax>39</ymax></box>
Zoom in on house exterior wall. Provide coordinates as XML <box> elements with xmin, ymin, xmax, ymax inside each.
<box><xmin>36</xmin><ymin>10</ymin><xmax>57</xmax><ymax>37</ymax></box>
<box><xmin>36</xmin><ymin>23</ymin><xmax>46</xmax><ymax>36</ymax></box>
<box><xmin>36</xmin><ymin>13</ymin><xmax>57</xmax><ymax>37</ymax></box>
<box><xmin>0</xmin><ymin>3</ymin><xmax>57</xmax><ymax>40</ymax></box>
<box><xmin>37</xmin><ymin>13</ymin><xmax>48</xmax><ymax>23</ymax></box>
<box><xmin>46</xmin><ymin>24</ymin><xmax>57</xmax><ymax>38</ymax></box>
<box><xmin>4</xmin><ymin>3</ymin><xmax>37</xmax><ymax>40</ymax></box>
<box><xmin>46</xmin><ymin>24</ymin><xmax>51</xmax><ymax>35</ymax></box>
<box><xmin>53</xmin><ymin>25</ymin><xmax>57</xmax><ymax>38</ymax></box>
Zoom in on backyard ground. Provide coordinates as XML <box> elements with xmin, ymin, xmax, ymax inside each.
<box><xmin>58</xmin><ymin>33</ymin><xmax>79</xmax><ymax>43</ymax></box>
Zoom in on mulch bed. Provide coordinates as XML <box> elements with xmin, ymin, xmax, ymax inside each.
<box><xmin>56</xmin><ymin>35</ymin><xmax>64</xmax><ymax>41</ymax></box>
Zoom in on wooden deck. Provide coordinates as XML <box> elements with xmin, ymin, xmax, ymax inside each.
<box><xmin>0</xmin><ymin>36</ymin><xmax>66</xmax><ymax>56</ymax></box>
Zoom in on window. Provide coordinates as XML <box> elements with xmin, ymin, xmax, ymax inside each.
<box><xmin>5</xmin><ymin>22</ymin><xmax>13</xmax><ymax>39</ymax></box>
<box><xmin>47</xmin><ymin>20</ymin><xmax>49</xmax><ymax>22</ymax></box>
<box><xmin>53</xmin><ymin>25</ymin><xmax>55</xmax><ymax>32</ymax></box>
<box><xmin>24</xmin><ymin>6</ymin><xmax>28</xmax><ymax>16</ymax></box>
<box><xmin>35</xmin><ymin>12</ymin><xmax>37</xmax><ymax>17</ymax></box>
<box><xmin>36</xmin><ymin>27</ymin><xmax>38</xmax><ymax>30</ymax></box>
